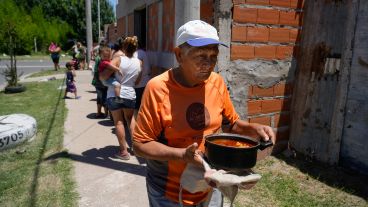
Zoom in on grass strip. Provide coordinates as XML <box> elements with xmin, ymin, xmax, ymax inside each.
<box><xmin>0</xmin><ymin>79</ymin><xmax>78</xmax><ymax>207</ymax></box>
<box><xmin>27</xmin><ymin>68</ymin><xmax>67</xmax><ymax>78</ymax></box>
<box><xmin>234</xmin><ymin>156</ymin><xmax>367</xmax><ymax>207</ymax></box>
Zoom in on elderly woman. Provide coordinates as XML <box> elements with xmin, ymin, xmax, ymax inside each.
<box><xmin>133</xmin><ymin>20</ymin><xmax>275</xmax><ymax>207</ymax></box>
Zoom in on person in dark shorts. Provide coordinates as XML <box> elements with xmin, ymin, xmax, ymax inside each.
<box><xmin>92</xmin><ymin>42</ymin><xmax>108</xmax><ymax>118</ymax></box>
<box><xmin>49</xmin><ymin>42</ymin><xmax>61</xmax><ymax>71</ymax></box>
<box><xmin>99</xmin><ymin>36</ymin><xmax>142</xmax><ymax>160</ymax></box>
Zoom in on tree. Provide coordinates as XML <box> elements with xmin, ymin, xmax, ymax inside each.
<box><xmin>0</xmin><ymin>0</ymin><xmax>72</xmax><ymax>54</ymax></box>
<box><xmin>14</xmin><ymin>0</ymin><xmax>115</xmax><ymax>44</ymax></box>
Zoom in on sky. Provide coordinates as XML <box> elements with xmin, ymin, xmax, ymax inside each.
<box><xmin>108</xmin><ymin>0</ymin><xmax>117</xmax><ymax>15</ymax></box>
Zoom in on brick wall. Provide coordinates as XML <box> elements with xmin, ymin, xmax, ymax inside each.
<box><xmin>231</xmin><ymin>0</ymin><xmax>304</xmax><ymax>153</ymax></box>
<box><xmin>162</xmin><ymin>0</ymin><xmax>175</xmax><ymax>52</ymax></box>
<box><xmin>148</xmin><ymin>2</ymin><xmax>159</xmax><ymax>51</ymax></box>
<box><xmin>201</xmin><ymin>0</ymin><xmax>214</xmax><ymax>24</ymax></box>
<box><xmin>117</xmin><ymin>16</ymin><xmax>126</xmax><ymax>37</ymax></box>
<box><xmin>128</xmin><ymin>13</ymin><xmax>134</xmax><ymax>36</ymax></box>
<box><xmin>107</xmin><ymin>23</ymin><xmax>118</xmax><ymax>44</ymax></box>
<box><xmin>231</xmin><ymin>1</ymin><xmax>303</xmax><ymax>61</ymax></box>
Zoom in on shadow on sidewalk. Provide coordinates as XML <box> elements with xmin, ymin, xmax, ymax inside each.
<box><xmin>44</xmin><ymin>146</ymin><xmax>147</xmax><ymax>177</ymax></box>
<box><xmin>86</xmin><ymin>90</ymin><xmax>96</xmax><ymax>94</ymax></box>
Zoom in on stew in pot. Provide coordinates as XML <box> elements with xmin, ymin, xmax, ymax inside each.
<box><xmin>211</xmin><ymin>139</ymin><xmax>255</xmax><ymax>148</ymax></box>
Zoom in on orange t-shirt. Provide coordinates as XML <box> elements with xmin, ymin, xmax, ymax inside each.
<box><xmin>133</xmin><ymin>69</ymin><xmax>239</xmax><ymax>205</ymax></box>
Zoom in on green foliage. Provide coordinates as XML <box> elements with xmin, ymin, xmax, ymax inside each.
<box><xmin>0</xmin><ymin>0</ymin><xmax>72</xmax><ymax>54</ymax></box>
<box><xmin>0</xmin><ymin>0</ymin><xmax>114</xmax><ymax>54</ymax></box>
<box><xmin>14</xmin><ymin>0</ymin><xmax>115</xmax><ymax>44</ymax></box>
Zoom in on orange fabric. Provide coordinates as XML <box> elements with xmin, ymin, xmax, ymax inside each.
<box><xmin>134</xmin><ymin>69</ymin><xmax>239</xmax><ymax>205</ymax></box>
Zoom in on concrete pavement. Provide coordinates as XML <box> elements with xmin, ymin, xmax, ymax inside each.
<box><xmin>63</xmin><ymin>70</ymin><xmax>148</xmax><ymax>207</ymax></box>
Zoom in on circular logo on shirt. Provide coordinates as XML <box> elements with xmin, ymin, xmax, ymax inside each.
<box><xmin>186</xmin><ymin>102</ymin><xmax>210</xmax><ymax>130</ymax></box>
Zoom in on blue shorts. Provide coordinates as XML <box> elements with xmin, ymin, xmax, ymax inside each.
<box><xmin>102</xmin><ymin>77</ymin><xmax>120</xmax><ymax>87</ymax></box>
<box><xmin>106</xmin><ymin>97</ymin><xmax>136</xmax><ymax>111</ymax></box>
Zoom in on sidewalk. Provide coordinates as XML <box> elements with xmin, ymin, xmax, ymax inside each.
<box><xmin>63</xmin><ymin>70</ymin><xmax>148</xmax><ymax>207</ymax></box>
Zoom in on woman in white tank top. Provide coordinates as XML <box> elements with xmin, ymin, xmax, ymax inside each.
<box><xmin>100</xmin><ymin>36</ymin><xmax>142</xmax><ymax>160</ymax></box>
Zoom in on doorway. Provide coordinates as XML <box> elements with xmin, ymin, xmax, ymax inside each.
<box><xmin>134</xmin><ymin>7</ymin><xmax>147</xmax><ymax>49</ymax></box>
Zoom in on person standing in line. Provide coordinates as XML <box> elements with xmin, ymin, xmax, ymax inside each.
<box><xmin>100</xmin><ymin>36</ymin><xmax>142</xmax><ymax>160</ymax></box>
<box><xmin>49</xmin><ymin>42</ymin><xmax>61</xmax><ymax>71</ymax></box>
<box><xmin>92</xmin><ymin>41</ymin><xmax>108</xmax><ymax>118</ymax></box>
<box><xmin>112</xmin><ymin>36</ymin><xmax>126</xmax><ymax>59</ymax></box>
<box><xmin>132</xmin><ymin>20</ymin><xmax>275</xmax><ymax>207</ymax></box>
<box><xmin>76</xmin><ymin>42</ymin><xmax>86</xmax><ymax>70</ymax></box>
<box><xmin>134</xmin><ymin>42</ymin><xmax>151</xmax><ymax>110</ymax></box>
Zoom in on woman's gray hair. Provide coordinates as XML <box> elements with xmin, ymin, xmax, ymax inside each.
<box><xmin>178</xmin><ymin>42</ymin><xmax>194</xmax><ymax>56</ymax></box>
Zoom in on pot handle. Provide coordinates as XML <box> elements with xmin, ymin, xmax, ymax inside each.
<box><xmin>259</xmin><ymin>140</ymin><xmax>273</xmax><ymax>150</ymax></box>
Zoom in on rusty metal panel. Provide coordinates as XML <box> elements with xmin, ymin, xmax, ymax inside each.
<box><xmin>289</xmin><ymin>0</ymin><xmax>357</xmax><ymax>164</ymax></box>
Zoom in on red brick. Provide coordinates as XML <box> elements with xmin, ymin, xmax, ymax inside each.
<box><xmin>269</xmin><ymin>28</ymin><xmax>290</xmax><ymax>43</ymax></box>
<box><xmin>246</xmin><ymin>26</ymin><xmax>269</xmax><ymax>42</ymax></box>
<box><xmin>249</xmin><ymin>116</ymin><xmax>271</xmax><ymax>125</ymax></box>
<box><xmin>290</xmin><ymin>0</ymin><xmax>305</xmax><ymax>9</ymax></box>
<box><xmin>261</xmin><ymin>99</ymin><xmax>284</xmax><ymax>113</ymax></box>
<box><xmin>257</xmin><ymin>146</ymin><xmax>273</xmax><ymax>160</ymax></box>
<box><xmin>289</xmin><ymin>29</ymin><xmax>299</xmax><ymax>43</ymax></box>
<box><xmin>201</xmin><ymin>0</ymin><xmax>213</xmax><ymax>24</ymax></box>
<box><xmin>274</xmin><ymin>83</ymin><xmax>286</xmax><ymax>96</ymax></box>
<box><xmin>270</xmin><ymin>0</ymin><xmax>290</xmax><ymax>7</ymax></box>
<box><xmin>274</xmin><ymin>82</ymin><xmax>293</xmax><ymax>96</ymax></box>
<box><xmin>274</xmin><ymin>113</ymin><xmax>290</xmax><ymax>127</ymax></box>
<box><xmin>279</xmin><ymin>11</ymin><xmax>301</xmax><ymax>26</ymax></box>
<box><xmin>248</xmin><ymin>85</ymin><xmax>253</xmax><ymax>96</ymax></box>
<box><xmin>245</xmin><ymin>0</ymin><xmax>269</xmax><ymax>5</ymax></box>
<box><xmin>276</xmin><ymin>46</ymin><xmax>294</xmax><ymax>59</ymax></box>
<box><xmin>117</xmin><ymin>16</ymin><xmax>126</xmax><ymax>37</ymax></box>
<box><xmin>234</xmin><ymin>6</ymin><xmax>258</xmax><ymax>23</ymax></box>
<box><xmin>233</xmin><ymin>0</ymin><xmax>245</xmax><ymax>4</ymax></box>
<box><xmin>255</xmin><ymin>45</ymin><xmax>276</xmax><ymax>60</ymax></box>
<box><xmin>257</xmin><ymin>9</ymin><xmax>279</xmax><ymax>25</ymax></box>
<box><xmin>232</xmin><ymin>25</ymin><xmax>247</xmax><ymax>42</ymax></box>
<box><xmin>252</xmin><ymin>85</ymin><xmax>274</xmax><ymax>97</ymax></box>
<box><xmin>248</xmin><ymin>100</ymin><xmax>262</xmax><ymax>115</ymax></box>
<box><xmin>231</xmin><ymin>45</ymin><xmax>255</xmax><ymax>60</ymax></box>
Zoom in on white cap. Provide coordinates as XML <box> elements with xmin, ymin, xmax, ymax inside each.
<box><xmin>176</xmin><ymin>20</ymin><xmax>227</xmax><ymax>47</ymax></box>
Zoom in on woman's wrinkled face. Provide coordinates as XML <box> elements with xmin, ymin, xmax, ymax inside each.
<box><xmin>176</xmin><ymin>44</ymin><xmax>219</xmax><ymax>84</ymax></box>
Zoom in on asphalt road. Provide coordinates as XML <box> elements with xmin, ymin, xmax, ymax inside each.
<box><xmin>0</xmin><ymin>58</ymin><xmax>68</xmax><ymax>87</ymax></box>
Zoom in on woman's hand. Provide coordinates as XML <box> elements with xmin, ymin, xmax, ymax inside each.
<box><xmin>251</xmin><ymin>123</ymin><xmax>275</xmax><ymax>143</ymax></box>
<box><xmin>182</xmin><ymin>142</ymin><xmax>203</xmax><ymax>166</ymax></box>
<box><xmin>231</xmin><ymin>120</ymin><xmax>276</xmax><ymax>144</ymax></box>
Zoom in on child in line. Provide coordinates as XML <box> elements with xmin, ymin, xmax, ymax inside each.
<box><xmin>98</xmin><ymin>46</ymin><xmax>124</xmax><ymax>102</ymax></box>
<box><xmin>64</xmin><ymin>62</ymin><xmax>80</xmax><ymax>99</ymax></box>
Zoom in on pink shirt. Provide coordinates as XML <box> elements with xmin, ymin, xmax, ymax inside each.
<box><xmin>98</xmin><ymin>60</ymin><xmax>110</xmax><ymax>73</ymax></box>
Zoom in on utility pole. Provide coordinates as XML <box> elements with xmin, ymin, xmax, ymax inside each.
<box><xmin>34</xmin><ymin>37</ymin><xmax>37</xmax><ymax>53</ymax></box>
<box><xmin>85</xmin><ymin>0</ymin><xmax>93</xmax><ymax>69</ymax></box>
<box><xmin>97</xmin><ymin>0</ymin><xmax>101</xmax><ymax>42</ymax></box>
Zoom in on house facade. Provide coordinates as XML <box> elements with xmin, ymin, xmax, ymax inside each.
<box><xmin>107</xmin><ymin>0</ymin><xmax>368</xmax><ymax>174</ymax></box>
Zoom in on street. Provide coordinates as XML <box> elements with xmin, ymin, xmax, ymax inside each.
<box><xmin>0</xmin><ymin>58</ymin><xmax>68</xmax><ymax>87</ymax></box>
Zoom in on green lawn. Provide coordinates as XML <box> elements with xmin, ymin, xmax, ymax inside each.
<box><xmin>234</xmin><ymin>155</ymin><xmax>368</xmax><ymax>207</ymax></box>
<box><xmin>0</xmin><ymin>79</ymin><xmax>77</xmax><ymax>207</ymax></box>
<box><xmin>27</xmin><ymin>68</ymin><xmax>67</xmax><ymax>78</ymax></box>
<box><xmin>0</xmin><ymin>54</ymin><xmax>71</xmax><ymax>61</ymax></box>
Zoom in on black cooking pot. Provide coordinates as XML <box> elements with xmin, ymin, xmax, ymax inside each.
<box><xmin>204</xmin><ymin>133</ymin><xmax>273</xmax><ymax>171</ymax></box>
